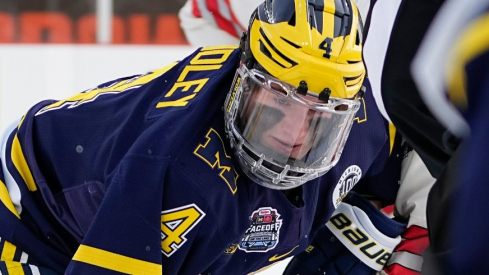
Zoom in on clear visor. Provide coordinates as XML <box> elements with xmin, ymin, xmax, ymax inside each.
<box><xmin>235</xmin><ymin>65</ymin><xmax>361</xmax><ymax>172</ymax></box>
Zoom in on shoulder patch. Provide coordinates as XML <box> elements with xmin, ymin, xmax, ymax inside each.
<box><xmin>332</xmin><ymin>165</ymin><xmax>362</xmax><ymax>208</ymax></box>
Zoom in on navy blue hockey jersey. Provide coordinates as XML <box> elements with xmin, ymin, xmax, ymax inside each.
<box><xmin>0</xmin><ymin>45</ymin><xmax>401</xmax><ymax>274</ymax></box>
<box><xmin>443</xmin><ymin>5</ymin><xmax>489</xmax><ymax>274</ymax></box>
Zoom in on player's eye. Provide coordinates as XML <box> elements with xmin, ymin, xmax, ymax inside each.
<box><xmin>274</xmin><ymin>97</ymin><xmax>290</xmax><ymax>106</ymax></box>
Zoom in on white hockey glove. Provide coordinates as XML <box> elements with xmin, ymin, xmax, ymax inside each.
<box><xmin>283</xmin><ymin>191</ymin><xmax>406</xmax><ymax>275</ymax></box>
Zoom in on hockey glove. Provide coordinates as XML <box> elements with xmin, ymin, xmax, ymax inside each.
<box><xmin>283</xmin><ymin>191</ymin><xmax>406</xmax><ymax>275</ymax></box>
<box><xmin>381</xmin><ymin>225</ymin><xmax>429</xmax><ymax>274</ymax></box>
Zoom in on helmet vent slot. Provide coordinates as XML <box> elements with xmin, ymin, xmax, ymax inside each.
<box><xmin>288</xmin><ymin>11</ymin><xmax>296</xmax><ymax>26</ymax></box>
<box><xmin>258</xmin><ymin>27</ymin><xmax>298</xmax><ymax>68</ymax></box>
<box><xmin>280</xmin><ymin>37</ymin><xmax>301</xmax><ymax>49</ymax></box>
<box><xmin>355</xmin><ymin>30</ymin><xmax>361</xmax><ymax>45</ymax></box>
<box><xmin>343</xmin><ymin>74</ymin><xmax>363</xmax><ymax>87</ymax></box>
<box><xmin>259</xmin><ymin>40</ymin><xmax>287</xmax><ymax>68</ymax></box>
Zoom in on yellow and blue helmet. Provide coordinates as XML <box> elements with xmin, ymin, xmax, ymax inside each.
<box><xmin>225</xmin><ymin>0</ymin><xmax>366</xmax><ymax>189</ymax></box>
<box><xmin>243</xmin><ymin>0</ymin><xmax>365</xmax><ymax>98</ymax></box>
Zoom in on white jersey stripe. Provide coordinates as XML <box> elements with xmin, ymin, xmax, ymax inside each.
<box><xmin>20</xmin><ymin>252</ymin><xmax>29</xmax><ymax>264</ymax></box>
<box><xmin>1</xmin><ymin>118</ymin><xmax>23</xmax><ymax>215</ymax></box>
<box><xmin>196</xmin><ymin>0</ymin><xmax>218</xmax><ymax>27</ymax></box>
<box><xmin>216</xmin><ymin>0</ymin><xmax>243</xmax><ymax>37</ymax></box>
<box><xmin>30</xmin><ymin>264</ymin><xmax>41</xmax><ymax>275</ymax></box>
<box><xmin>217</xmin><ymin>0</ymin><xmax>231</xmax><ymax>21</ymax></box>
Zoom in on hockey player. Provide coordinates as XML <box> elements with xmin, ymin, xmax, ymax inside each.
<box><xmin>446</xmin><ymin>10</ymin><xmax>489</xmax><ymax>272</ymax></box>
<box><xmin>0</xmin><ymin>0</ymin><xmax>405</xmax><ymax>274</ymax></box>
<box><xmin>411</xmin><ymin>0</ymin><xmax>489</xmax><ymax>273</ymax></box>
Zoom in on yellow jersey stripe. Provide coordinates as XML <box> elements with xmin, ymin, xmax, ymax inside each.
<box><xmin>72</xmin><ymin>245</ymin><xmax>161</xmax><ymax>274</ymax></box>
<box><xmin>4</xmin><ymin>261</ymin><xmax>25</xmax><ymax>275</ymax></box>
<box><xmin>0</xmin><ymin>179</ymin><xmax>20</xmax><ymax>218</ymax></box>
<box><xmin>388</xmin><ymin>123</ymin><xmax>396</xmax><ymax>155</ymax></box>
<box><xmin>447</xmin><ymin>12</ymin><xmax>489</xmax><ymax>108</ymax></box>
<box><xmin>11</xmin><ymin>135</ymin><xmax>37</xmax><ymax>192</ymax></box>
<box><xmin>201</xmin><ymin>45</ymin><xmax>238</xmax><ymax>51</ymax></box>
<box><xmin>1</xmin><ymin>241</ymin><xmax>17</xmax><ymax>262</ymax></box>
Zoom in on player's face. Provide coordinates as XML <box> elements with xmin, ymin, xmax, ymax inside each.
<box><xmin>226</xmin><ymin>64</ymin><xmax>363</xmax><ymax>188</ymax></box>
<box><xmin>241</xmin><ymin>86</ymin><xmax>331</xmax><ymax>160</ymax></box>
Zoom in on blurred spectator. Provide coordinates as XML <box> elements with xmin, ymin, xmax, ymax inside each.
<box><xmin>179</xmin><ymin>0</ymin><xmax>262</xmax><ymax>46</ymax></box>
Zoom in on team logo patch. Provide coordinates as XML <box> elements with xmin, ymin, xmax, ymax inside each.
<box><xmin>224</xmin><ymin>244</ymin><xmax>239</xmax><ymax>254</ymax></box>
<box><xmin>332</xmin><ymin>165</ymin><xmax>362</xmax><ymax>208</ymax></box>
<box><xmin>239</xmin><ymin>207</ymin><xmax>283</xmax><ymax>253</ymax></box>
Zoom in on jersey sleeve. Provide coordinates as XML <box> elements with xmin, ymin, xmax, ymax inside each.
<box><xmin>64</xmin><ymin>153</ymin><xmax>215</xmax><ymax>275</ymax></box>
<box><xmin>352</xmin><ymin>124</ymin><xmax>403</xmax><ymax>205</ymax></box>
<box><xmin>64</xmin><ymin>155</ymin><xmax>170</xmax><ymax>274</ymax></box>
<box><xmin>63</xmin><ymin>154</ymin><xmax>223</xmax><ymax>275</ymax></box>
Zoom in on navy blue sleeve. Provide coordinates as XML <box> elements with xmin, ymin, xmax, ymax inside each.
<box><xmin>352</xmin><ymin>127</ymin><xmax>403</xmax><ymax>205</ymax></box>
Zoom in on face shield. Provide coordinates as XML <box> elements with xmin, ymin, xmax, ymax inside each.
<box><xmin>225</xmin><ymin>63</ymin><xmax>362</xmax><ymax>190</ymax></box>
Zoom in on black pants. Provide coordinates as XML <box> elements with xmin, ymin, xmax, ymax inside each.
<box><xmin>380</xmin><ymin>0</ymin><xmax>459</xmax><ymax>274</ymax></box>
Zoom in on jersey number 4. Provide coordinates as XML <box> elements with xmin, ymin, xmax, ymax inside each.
<box><xmin>161</xmin><ymin>204</ymin><xmax>206</xmax><ymax>257</ymax></box>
